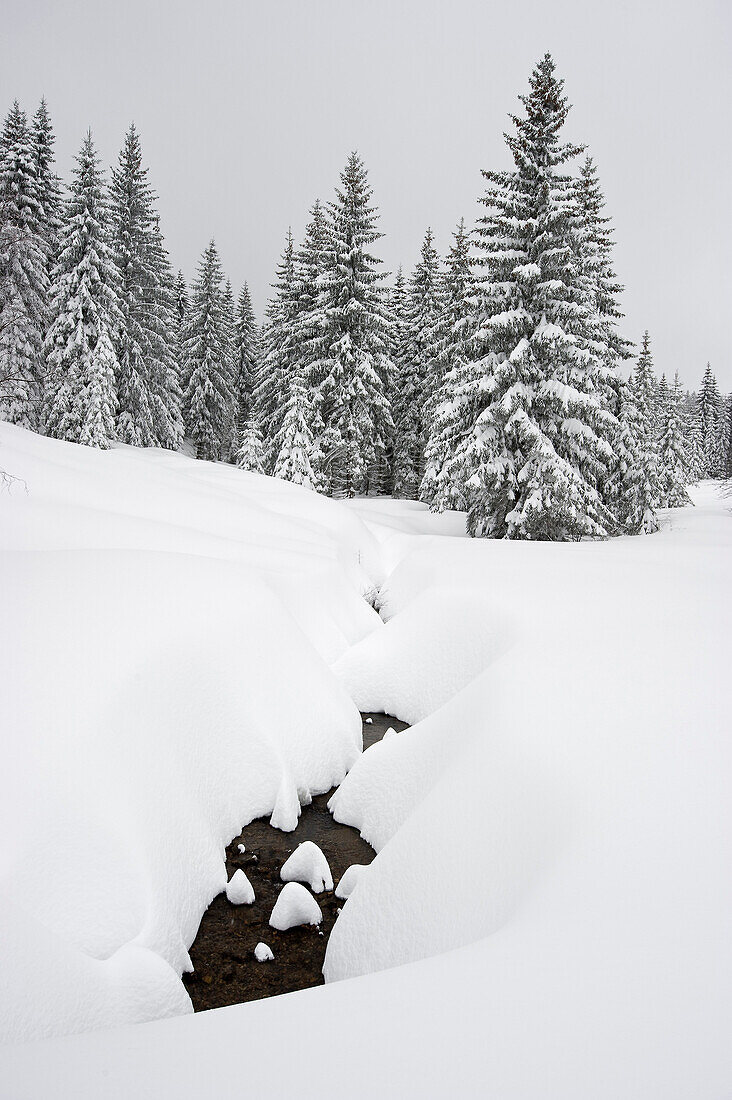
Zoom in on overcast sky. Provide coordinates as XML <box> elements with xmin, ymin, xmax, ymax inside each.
<box><xmin>2</xmin><ymin>0</ymin><xmax>730</xmax><ymax>389</ymax></box>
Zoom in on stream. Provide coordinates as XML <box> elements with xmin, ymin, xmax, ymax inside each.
<box><xmin>183</xmin><ymin>711</ymin><xmax>408</xmax><ymax>1011</ymax></box>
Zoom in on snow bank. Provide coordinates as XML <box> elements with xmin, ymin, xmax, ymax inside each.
<box><xmin>280</xmin><ymin>842</ymin><xmax>333</xmax><ymax>893</ymax></box>
<box><xmin>0</xmin><ymin>477</ymin><xmax>729</xmax><ymax>1098</ymax></box>
<box><xmin>0</xmin><ymin>424</ymin><xmax>383</xmax><ymax>1043</ymax></box>
<box><xmin>332</xmin><ymin>585</ymin><xmax>512</xmax><ymax>724</ymax></box>
<box><xmin>269</xmin><ymin>883</ymin><xmax>323</xmax><ymax>930</ymax></box>
<box><xmin>325</xmin><ymin>483</ymin><xmax>732</xmax><ymax>1006</ymax></box>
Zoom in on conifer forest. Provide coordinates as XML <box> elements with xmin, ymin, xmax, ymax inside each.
<box><xmin>3</xmin><ymin>54</ymin><xmax>729</xmax><ymax>541</ymax></box>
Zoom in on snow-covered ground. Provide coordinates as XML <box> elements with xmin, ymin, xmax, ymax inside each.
<box><xmin>1</xmin><ymin>424</ymin><xmax>730</xmax><ymax>1098</ymax></box>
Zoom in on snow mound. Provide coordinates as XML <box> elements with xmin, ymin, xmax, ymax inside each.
<box><xmin>332</xmin><ymin>586</ymin><xmax>512</xmax><ymax>724</ymax></box>
<box><xmin>280</xmin><ymin>842</ymin><xmax>333</xmax><ymax>893</ymax></box>
<box><xmin>269</xmin><ymin>883</ymin><xmax>323</xmax><ymax>930</ymax></box>
<box><xmin>334</xmin><ymin>864</ymin><xmax>368</xmax><ymax>900</ymax></box>
<box><xmin>253</xmin><ymin>943</ymin><xmax>274</xmax><ymax>963</ymax></box>
<box><xmin>225</xmin><ymin>870</ymin><xmax>254</xmax><ymax>905</ymax></box>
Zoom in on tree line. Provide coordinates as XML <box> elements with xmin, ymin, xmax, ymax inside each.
<box><xmin>1</xmin><ymin>55</ymin><xmax>730</xmax><ymax>539</ymax></box>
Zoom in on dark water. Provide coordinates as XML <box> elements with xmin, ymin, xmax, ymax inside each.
<box><xmin>183</xmin><ymin>711</ymin><xmax>408</xmax><ymax>1011</ymax></box>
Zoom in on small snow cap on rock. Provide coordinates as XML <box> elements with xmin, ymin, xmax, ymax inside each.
<box><xmin>254</xmin><ymin>942</ymin><xmax>274</xmax><ymax>963</ymax></box>
<box><xmin>335</xmin><ymin>863</ymin><xmax>368</xmax><ymax>900</ymax></box>
<box><xmin>225</xmin><ymin>869</ymin><xmax>255</xmax><ymax>905</ymax></box>
<box><xmin>237</xmin><ymin>844</ymin><xmax>246</xmax><ymax>854</ymax></box>
<box><xmin>365</xmin><ymin>717</ymin><xmax>373</xmax><ymax>724</ymax></box>
<box><xmin>280</xmin><ymin>840</ymin><xmax>333</xmax><ymax>893</ymax></box>
<box><xmin>269</xmin><ymin>882</ymin><xmax>323</xmax><ymax>930</ymax></box>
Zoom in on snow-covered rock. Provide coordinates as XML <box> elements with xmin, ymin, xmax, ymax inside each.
<box><xmin>253</xmin><ymin>943</ymin><xmax>273</xmax><ymax>963</ymax></box>
<box><xmin>225</xmin><ymin>870</ymin><xmax>254</xmax><ymax>906</ymax></box>
<box><xmin>237</xmin><ymin>844</ymin><xmax>246</xmax><ymax>854</ymax></box>
<box><xmin>335</xmin><ymin>864</ymin><xmax>368</xmax><ymax>900</ymax></box>
<box><xmin>269</xmin><ymin>883</ymin><xmax>323</xmax><ymax>930</ymax></box>
<box><xmin>280</xmin><ymin>842</ymin><xmax>333</xmax><ymax>893</ymax></box>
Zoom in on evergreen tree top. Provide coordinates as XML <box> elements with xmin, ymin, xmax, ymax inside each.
<box><xmin>503</xmin><ymin>52</ymin><xmax>584</xmax><ymax>173</ymax></box>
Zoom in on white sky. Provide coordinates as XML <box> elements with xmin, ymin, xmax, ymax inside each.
<box><xmin>2</xmin><ymin>0</ymin><xmax>731</xmax><ymax>389</ymax></box>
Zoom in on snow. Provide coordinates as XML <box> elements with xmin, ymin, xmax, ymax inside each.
<box><xmin>280</xmin><ymin>842</ymin><xmax>333</xmax><ymax>893</ymax></box>
<box><xmin>225</xmin><ymin>871</ymin><xmax>254</xmax><ymax>906</ymax></box>
<box><xmin>332</xmin><ymin>585</ymin><xmax>510</xmax><ymax>724</ymax></box>
<box><xmin>269</xmin><ymin>883</ymin><xmax>323</xmax><ymax>931</ymax></box>
<box><xmin>0</xmin><ymin>422</ymin><xmax>729</xmax><ymax>1098</ymax></box>
<box><xmin>0</xmin><ymin>423</ymin><xmax>381</xmax><ymax>1043</ymax></box>
<box><xmin>334</xmin><ymin>864</ymin><xmax>368</xmax><ymax>900</ymax></box>
<box><xmin>253</xmin><ymin>943</ymin><xmax>273</xmax><ymax>963</ymax></box>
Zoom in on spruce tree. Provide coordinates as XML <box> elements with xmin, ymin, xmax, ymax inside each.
<box><xmin>712</xmin><ymin>392</ymin><xmax>731</xmax><ymax>479</ymax></box>
<box><xmin>392</xmin><ymin>227</ymin><xmax>442</xmax><ymax>498</ymax></box>
<box><xmin>30</xmin><ymin>99</ymin><xmax>62</xmax><ymax>262</ymax></box>
<box><xmin>658</xmin><ymin>372</ymin><xmax>692</xmax><ymax>507</ymax></box>
<box><xmin>174</xmin><ymin>269</ymin><xmax>189</xmax><ymax>387</ymax></box>
<box><xmin>315</xmin><ymin>152</ymin><xmax>393</xmax><ymax>497</ymax></box>
<box><xmin>610</xmin><ymin>378</ymin><xmax>659</xmax><ymax>534</ymax></box>
<box><xmin>698</xmin><ymin>362</ymin><xmax>720</xmax><ymax>475</ymax></box>
<box><xmin>236</xmin><ymin>418</ymin><xmax>266</xmax><ymax>473</ymax></box>
<box><xmin>0</xmin><ymin>101</ymin><xmax>49</xmax><ymax>428</ymax></box>
<box><xmin>627</xmin><ymin>331</ymin><xmax>660</xmax><ymax>508</ymax></box>
<box><xmin>181</xmin><ymin>240</ymin><xmax>234</xmax><ymax>460</ymax></box>
<box><xmin>44</xmin><ymin>132</ymin><xmax>121</xmax><ymax>447</ymax></box>
<box><xmin>383</xmin><ymin>265</ymin><xmax>408</xmax><ymax>490</ymax></box>
<box><xmin>421</xmin><ymin>218</ymin><xmax>477</xmax><ymax>509</ymax></box>
<box><xmin>255</xmin><ymin>230</ymin><xmax>300</xmax><ymax>466</ymax></box>
<box><xmin>272</xmin><ymin>372</ymin><xmax>319</xmax><ymax>488</ymax></box>
<box><xmin>464</xmin><ymin>55</ymin><xmax>617</xmax><ymax>539</ymax></box>
<box><xmin>233</xmin><ymin>282</ymin><xmax>259</xmax><ymax>436</ymax></box>
<box><xmin>110</xmin><ymin>124</ymin><xmax>182</xmax><ymax>449</ymax></box>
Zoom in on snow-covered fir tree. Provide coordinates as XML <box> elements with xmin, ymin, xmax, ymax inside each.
<box><xmin>233</xmin><ymin>282</ymin><xmax>259</xmax><ymax>437</ymax></box>
<box><xmin>712</xmin><ymin>392</ymin><xmax>731</xmax><ymax>479</ymax></box>
<box><xmin>0</xmin><ymin>101</ymin><xmax>49</xmax><ymax>428</ymax></box>
<box><xmin>43</xmin><ymin>132</ymin><xmax>121</xmax><ymax>447</ymax></box>
<box><xmin>292</xmin><ymin>200</ymin><xmax>329</xmax><ymax>451</ymax></box>
<box><xmin>391</xmin><ymin>227</ymin><xmax>442</xmax><ymax>498</ymax></box>
<box><xmin>236</xmin><ymin>417</ymin><xmax>266</xmax><ymax>473</ymax></box>
<box><xmin>181</xmin><ymin>240</ymin><xmax>234</xmax><ymax>460</ymax></box>
<box><xmin>658</xmin><ymin>372</ymin><xmax>692</xmax><ymax>507</ymax></box>
<box><xmin>421</xmin><ymin>217</ymin><xmax>477</xmax><ymax>509</ymax></box>
<box><xmin>463</xmin><ymin>55</ymin><xmax>618</xmax><ymax>540</ymax></box>
<box><xmin>684</xmin><ymin>407</ymin><xmax>706</xmax><ymax>485</ymax></box>
<box><xmin>30</xmin><ymin>99</ymin><xmax>62</xmax><ymax>262</ymax></box>
<box><xmin>626</xmin><ymin>331</ymin><xmax>660</xmax><ymax>509</ymax></box>
<box><xmin>110</xmin><ymin>125</ymin><xmax>182</xmax><ymax>449</ymax></box>
<box><xmin>382</xmin><ymin>265</ymin><xmax>408</xmax><ymax>489</ymax></box>
<box><xmin>314</xmin><ymin>153</ymin><xmax>394</xmax><ymax>497</ymax></box>
<box><xmin>220</xmin><ymin>278</ymin><xmax>237</xmax><ymax>457</ymax></box>
<box><xmin>174</xmin><ymin>268</ymin><xmax>188</xmax><ymax>385</ymax></box>
<box><xmin>698</xmin><ymin>362</ymin><xmax>721</xmax><ymax>476</ymax></box>
<box><xmin>255</xmin><ymin>230</ymin><xmax>300</xmax><ymax>466</ymax></box>
<box><xmin>609</xmin><ymin>377</ymin><xmax>659</xmax><ymax>533</ymax></box>
<box><xmin>272</xmin><ymin>370</ymin><xmax>319</xmax><ymax>488</ymax></box>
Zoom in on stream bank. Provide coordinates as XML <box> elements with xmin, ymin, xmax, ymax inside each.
<box><xmin>183</xmin><ymin>712</ymin><xmax>408</xmax><ymax>1011</ymax></box>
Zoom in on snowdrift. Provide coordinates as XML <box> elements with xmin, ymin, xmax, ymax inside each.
<box><xmin>0</xmin><ymin>424</ymin><xmax>381</xmax><ymax>1042</ymax></box>
<box><xmin>1</xmin><ymin>426</ymin><xmax>730</xmax><ymax>1100</ymax></box>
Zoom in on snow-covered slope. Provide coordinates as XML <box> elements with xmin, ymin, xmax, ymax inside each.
<box><xmin>0</xmin><ymin>424</ymin><xmax>382</xmax><ymax>1042</ymax></box>
<box><xmin>1</xmin><ymin>426</ymin><xmax>730</xmax><ymax>1099</ymax></box>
